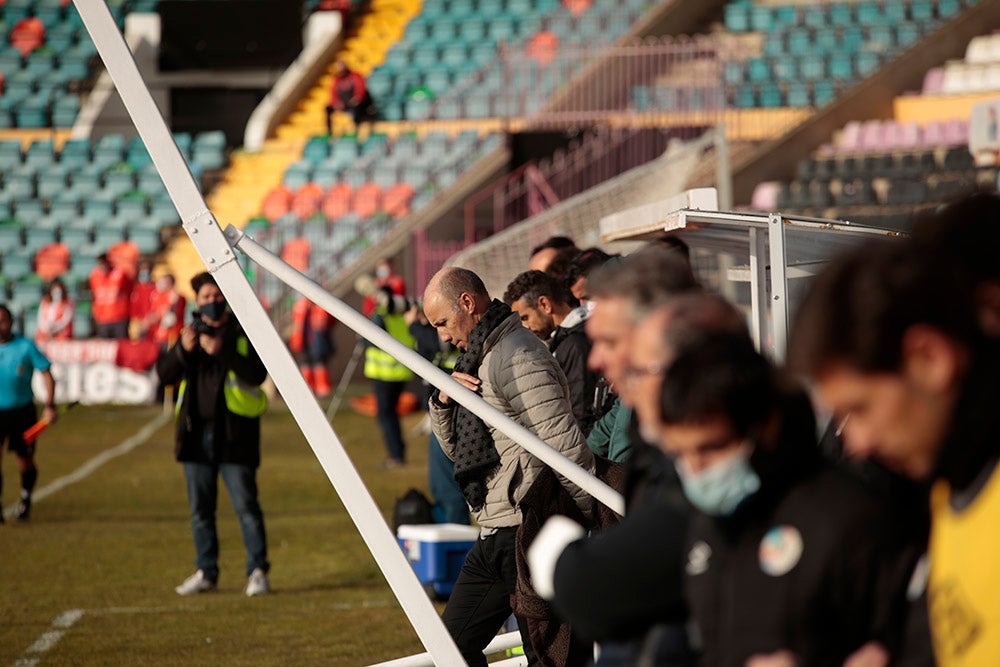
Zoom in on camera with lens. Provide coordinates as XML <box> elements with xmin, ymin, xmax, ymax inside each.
<box><xmin>191</xmin><ymin>313</ymin><xmax>221</xmax><ymax>336</ymax></box>
<box><xmin>376</xmin><ymin>288</ymin><xmax>421</xmax><ymax>315</ymax></box>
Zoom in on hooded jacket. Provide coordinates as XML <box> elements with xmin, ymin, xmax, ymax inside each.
<box><xmin>430</xmin><ymin>312</ymin><xmax>596</xmax><ymax>530</ymax></box>
<box><xmin>683</xmin><ymin>391</ymin><xmax>909</xmax><ymax>667</ymax></box>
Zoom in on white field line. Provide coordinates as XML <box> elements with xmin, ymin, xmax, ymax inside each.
<box><xmin>13</xmin><ymin>606</ymin><xmax>201</xmax><ymax>667</ymax></box>
<box><xmin>2</xmin><ymin>413</ymin><xmax>171</xmax><ymax>521</ymax></box>
<box><xmin>12</xmin><ymin>601</ymin><xmax>387</xmax><ymax>666</ymax></box>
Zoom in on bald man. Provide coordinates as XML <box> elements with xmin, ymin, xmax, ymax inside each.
<box><xmin>423</xmin><ymin>266</ymin><xmax>595</xmax><ymax>666</ymax></box>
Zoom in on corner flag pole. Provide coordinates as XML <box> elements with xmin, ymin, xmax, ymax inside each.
<box><xmin>70</xmin><ymin>1</ymin><xmax>465</xmax><ymax>663</ymax></box>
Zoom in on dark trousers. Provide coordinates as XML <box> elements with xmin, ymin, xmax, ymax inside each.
<box><xmin>441</xmin><ymin>527</ymin><xmax>538</xmax><ymax>666</ymax></box>
<box><xmin>373</xmin><ymin>379</ymin><xmax>406</xmax><ymax>462</ymax></box>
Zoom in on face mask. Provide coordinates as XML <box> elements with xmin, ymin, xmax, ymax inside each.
<box><xmin>155</xmin><ymin>279</ymin><xmax>170</xmax><ymax>292</ymax></box>
<box><xmin>375</xmin><ymin>266</ymin><xmax>391</xmax><ymax>280</ymax></box>
<box><xmin>582</xmin><ymin>300</ymin><xmax>596</xmax><ymax>314</ymax></box>
<box><xmin>51</xmin><ymin>288</ymin><xmax>64</xmax><ymax>302</ymax></box>
<box><xmin>675</xmin><ymin>445</ymin><xmax>761</xmax><ymax>517</ymax></box>
<box><xmin>198</xmin><ymin>301</ymin><xmax>227</xmax><ymax>321</ymax></box>
<box><xmin>139</xmin><ymin>270</ymin><xmax>151</xmax><ymax>282</ymax></box>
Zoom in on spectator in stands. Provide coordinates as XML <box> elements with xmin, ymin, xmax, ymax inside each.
<box><xmin>129</xmin><ymin>260</ymin><xmax>156</xmax><ymax>340</ymax></box>
<box><xmin>528</xmin><ymin>235</ymin><xmax>578</xmax><ymax>273</ymax></box>
<box><xmin>290</xmin><ymin>296</ymin><xmax>336</xmax><ymax>398</ymax></box>
<box><xmin>89</xmin><ymin>253</ymin><xmax>132</xmax><ymax>339</ymax></box>
<box><xmin>404</xmin><ymin>302</ymin><xmax>468</xmax><ymax>525</ymax></box>
<box><xmin>790</xmin><ymin>230</ymin><xmax>1000</xmax><ymax>666</ymax></box>
<box><xmin>35</xmin><ymin>278</ymin><xmax>75</xmax><ymax>343</ymax></box>
<box><xmin>422</xmin><ymin>266</ymin><xmax>595</xmax><ymax>666</ymax></box>
<box><xmin>364</xmin><ymin>287</ymin><xmax>416</xmax><ymax>468</ymax></box>
<box><xmin>325</xmin><ymin>60</ymin><xmax>374</xmax><ymax>135</ymax></box>
<box><xmin>0</xmin><ymin>304</ymin><xmax>57</xmax><ymax>522</ymax></box>
<box><xmin>566</xmin><ymin>246</ymin><xmax>613</xmax><ymax>309</ymax></box>
<box><xmin>584</xmin><ymin>245</ymin><xmax>698</xmax><ymax>463</ymax></box>
<box><xmin>362</xmin><ymin>256</ymin><xmax>406</xmax><ymax>318</ymax></box>
<box><xmin>503</xmin><ymin>269</ymin><xmax>605</xmax><ymax>435</ymax></box>
<box><xmin>148</xmin><ymin>273</ymin><xmax>186</xmax><ymax>349</ymax></box>
<box><xmin>157</xmin><ymin>272</ymin><xmax>270</xmax><ymax>598</ymax></box>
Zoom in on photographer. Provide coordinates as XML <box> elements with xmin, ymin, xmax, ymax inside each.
<box><xmin>156</xmin><ymin>272</ymin><xmax>271</xmax><ymax>597</ymax></box>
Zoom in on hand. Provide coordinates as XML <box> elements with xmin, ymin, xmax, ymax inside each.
<box><xmin>843</xmin><ymin>642</ymin><xmax>889</xmax><ymax>667</ymax></box>
<box><xmin>746</xmin><ymin>651</ymin><xmax>798</xmax><ymax>667</ymax></box>
<box><xmin>437</xmin><ymin>372</ymin><xmax>481</xmax><ymax>404</ymax></box>
<box><xmin>199</xmin><ymin>333</ymin><xmax>223</xmax><ymax>356</ymax></box>
<box><xmin>180</xmin><ymin>325</ymin><xmax>197</xmax><ymax>352</ymax></box>
<box><xmin>42</xmin><ymin>405</ymin><xmax>57</xmax><ymax>425</ymax></box>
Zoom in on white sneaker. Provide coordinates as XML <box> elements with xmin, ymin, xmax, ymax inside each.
<box><xmin>245</xmin><ymin>568</ymin><xmax>270</xmax><ymax>597</ymax></box>
<box><xmin>175</xmin><ymin>570</ymin><xmax>217</xmax><ymax>596</ymax></box>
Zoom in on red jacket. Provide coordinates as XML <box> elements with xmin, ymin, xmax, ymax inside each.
<box><xmin>329</xmin><ymin>70</ymin><xmax>366</xmax><ymax>109</ymax></box>
<box><xmin>89</xmin><ymin>266</ymin><xmax>133</xmax><ymax>324</ymax></box>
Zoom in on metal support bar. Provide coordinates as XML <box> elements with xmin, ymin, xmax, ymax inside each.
<box><xmin>767</xmin><ymin>214</ymin><xmax>790</xmax><ymax>363</ymax></box>
<box><xmin>230</xmin><ymin>227</ymin><xmax>626</xmax><ymax>517</ymax></box>
<box><xmin>70</xmin><ymin>1</ymin><xmax>466</xmax><ymax>663</ymax></box>
<box><xmin>369</xmin><ymin>631</ymin><xmax>525</xmax><ymax>667</ymax></box>
<box><xmin>748</xmin><ymin>227</ymin><xmax>769</xmax><ymax>354</ymax></box>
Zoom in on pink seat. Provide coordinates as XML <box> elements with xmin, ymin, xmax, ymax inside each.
<box><xmin>922</xmin><ymin>67</ymin><xmax>945</xmax><ymax>94</ymax></box>
<box><xmin>750</xmin><ymin>182</ymin><xmax>780</xmax><ymax>212</ymax></box>
<box><xmin>897</xmin><ymin>122</ymin><xmax>921</xmax><ymax>150</ymax></box>
<box><xmin>838</xmin><ymin>121</ymin><xmax>862</xmax><ymax>153</ymax></box>
<box><xmin>921</xmin><ymin>120</ymin><xmax>945</xmax><ymax>147</ymax></box>
<box><xmin>881</xmin><ymin>121</ymin><xmax>903</xmax><ymax>150</ymax></box>
<box><xmin>859</xmin><ymin>120</ymin><xmax>885</xmax><ymax>151</ymax></box>
<box><xmin>944</xmin><ymin>118</ymin><xmax>969</xmax><ymax>146</ymax></box>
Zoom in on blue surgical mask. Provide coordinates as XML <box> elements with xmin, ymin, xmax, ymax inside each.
<box><xmin>675</xmin><ymin>446</ymin><xmax>761</xmax><ymax>517</ymax></box>
<box><xmin>198</xmin><ymin>301</ymin><xmax>227</xmax><ymax>321</ymax></box>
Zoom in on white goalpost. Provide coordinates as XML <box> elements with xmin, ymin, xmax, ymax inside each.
<box><xmin>71</xmin><ymin>1</ymin><xmax>624</xmax><ymax>665</ymax></box>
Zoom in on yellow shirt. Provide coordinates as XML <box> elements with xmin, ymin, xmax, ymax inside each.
<box><xmin>929</xmin><ymin>463</ymin><xmax>1000</xmax><ymax>666</ymax></box>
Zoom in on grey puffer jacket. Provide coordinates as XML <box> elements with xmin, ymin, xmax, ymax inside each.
<box><xmin>430</xmin><ymin>312</ymin><xmax>596</xmax><ymax>530</ymax></box>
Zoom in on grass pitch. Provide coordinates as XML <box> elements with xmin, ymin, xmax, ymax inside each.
<box><xmin>0</xmin><ymin>391</ymin><xmax>444</xmax><ymax>666</ymax></box>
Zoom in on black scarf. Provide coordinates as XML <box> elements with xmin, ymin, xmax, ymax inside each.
<box><xmin>450</xmin><ymin>299</ymin><xmax>512</xmax><ymax>511</ymax></box>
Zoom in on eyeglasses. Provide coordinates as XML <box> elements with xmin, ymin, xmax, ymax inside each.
<box><xmin>623</xmin><ymin>362</ymin><xmax>667</xmax><ymax>382</ymax></box>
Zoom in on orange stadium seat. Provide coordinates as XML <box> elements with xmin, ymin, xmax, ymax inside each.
<box><xmin>291</xmin><ymin>183</ymin><xmax>324</xmax><ymax>219</ymax></box>
<box><xmin>383</xmin><ymin>183</ymin><xmax>415</xmax><ymax>218</ymax></box>
<box><xmin>261</xmin><ymin>186</ymin><xmax>293</xmax><ymax>222</ymax></box>
<box><xmin>281</xmin><ymin>237</ymin><xmax>311</xmax><ymax>272</ymax></box>
<box><xmin>352</xmin><ymin>182</ymin><xmax>382</xmax><ymax>218</ymax></box>
<box><xmin>34</xmin><ymin>242</ymin><xmax>71</xmax><ymax>281</ymax></box>
<box><xmin>322</xmin><ymin>182</ymin><xmax>353</xmax><ymax>220</ymax></box>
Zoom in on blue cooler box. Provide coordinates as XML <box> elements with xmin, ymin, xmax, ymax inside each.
<box><xmin>397</xmin><ymin>523</ymin><xmax>480</xmax><ymax>597</ymax></box>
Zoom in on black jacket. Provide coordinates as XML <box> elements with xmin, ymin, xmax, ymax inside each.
<box><xmin>685</xmin><ymin>393</ymin><xmax>907</xmax><ymax>667</ymax></box>
<box><xmin>549</xmin><ymin>317</ymin><xmax>602</xmax><ymax>435</ymax></box>
<box><xmin>156</xmin><ymin>320</ymin><xmax>267</xmax><ymax>467</ymax></box>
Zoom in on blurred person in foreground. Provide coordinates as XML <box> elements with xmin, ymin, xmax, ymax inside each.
<box><xmin>422</xmin><ymin>266</ymin><xmax>596</xmax><ymax>666</ymax></box>
<box><xmin>35</xmin><ymin>278</ymin><xmax>74</xmax><ymax>343</ymax></box>
<box><xmin>661</xmin><ymin>332</ymin><xmax>906</xmax><ymax>665</ymax></box>
<box><xmin>528</xmin><ymin>293</ymin><xmax>746</xmax><ymax>666</ymax></box>
<box><xmin>584</xmin><ymin>243</ymin><xmax>698</xmax><ymax>464</ymax></box>
<box><xmin>503</xmin><ymin>270</ymin><xmax>606</xmax><ymax>435</ymax></box>
<box><xmin>0</xmin><ymin>304</ymin><xmax>56</xmax><ymax>522</ymax></box>
<box><xmin>157</xmin><ymin>272</ymin><xmax>270</xmax><ymax>597</ymax></box>
<box><xmin>790</xmin><ymin>210</ymin><xmax>1000</xmax><ymax>666</ymax></box>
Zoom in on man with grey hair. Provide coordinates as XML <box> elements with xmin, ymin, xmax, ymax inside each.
<box><xmin>422</xmin><ymin>266</ymin><xmax>596</xmax><ymax>666</ymax></box>
<box><xmin>584</xmin><ymin>243</ymin><xmax>698</xmax><ymax>462</ymax></box>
